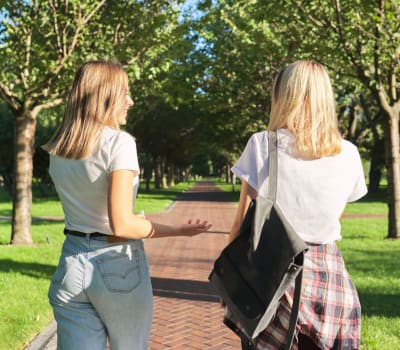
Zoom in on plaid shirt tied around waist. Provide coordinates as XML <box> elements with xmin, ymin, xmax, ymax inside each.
<box><xmin>225</xmin><ymin>242</ymin><xmax>361</xmax><ymax>350</ymax></box>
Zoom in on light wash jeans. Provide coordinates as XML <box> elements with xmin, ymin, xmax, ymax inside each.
<box><xmin>48</xmin><ymin>234</ymin><xmax>153</xmax><ymax>350</ymax></box>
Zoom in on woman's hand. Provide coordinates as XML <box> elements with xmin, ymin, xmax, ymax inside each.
<box><xmin>178</xmin><ymin>219</ymin><xmax>212</xmax><ymax>236</ymax></box>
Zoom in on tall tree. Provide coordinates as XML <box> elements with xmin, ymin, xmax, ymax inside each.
<box><xmin>200</xmin><ymin>0</ymin><xmax>400</xmax><ymax>238</ymax></box>
<box><xmin>193</xmin><ymin>0</ymin><xmax>286</xmax><ymax>170</ymax></box>
<box><xmin>285</xmin><ymin>0</ymin><xmax>400</xmax><ymax>238</ymax></box>
<box><xmin>0</xmin><ymin>0</ymin><xmax>185</xmax><ymax>244</ymax></box>
<box><xmin>0</xmin><ymin>0</ymin><xmax>109</xmax><ymax>244</ymax></box>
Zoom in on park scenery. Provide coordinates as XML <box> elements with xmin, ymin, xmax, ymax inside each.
<box><xmin>0</xmin><ymin>0</ymin><xmax>399</xmax><ymax>349</ymax></box>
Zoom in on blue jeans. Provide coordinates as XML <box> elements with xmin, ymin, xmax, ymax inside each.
<box><xmin>48</xmin><ymin>234</ymin><xmax>153</xmax><ymax>350</ymax></box>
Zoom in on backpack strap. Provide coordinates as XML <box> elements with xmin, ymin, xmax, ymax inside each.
<box><xmin>268</xmin><ymin>130</ymin><xmax>303</xmax><ymax>350</ymax></box>
<box><xmin>267</xmin><ymin>131</ymin><xmax>278</xmax><ymax>202</ymax></box>
<box><xmin>285</xmin><ymin>256</ymin><xmax>304</xmax><ymax>349</ymax></box>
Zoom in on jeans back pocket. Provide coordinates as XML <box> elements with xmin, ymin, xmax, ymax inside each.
<box><xmin>96</xmin><ymin>248</ymin><xmax>142</xmax><ymax>293</ymax></box>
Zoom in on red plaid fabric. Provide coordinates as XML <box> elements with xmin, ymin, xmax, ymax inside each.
<box><xmin>226</xmin><ymin>243</ymin><xmax>361</xmax><ymax>350</ymax></box>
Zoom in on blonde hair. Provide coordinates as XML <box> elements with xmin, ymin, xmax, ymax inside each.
<box><xmin>268</xmin><ymin>60</ymin><xmax>342</xmax><ymax>159</ymax></box>
<box><xmin>43</xmin><ymin>60</ymin><xmax>129</xmax><ymax>159</ymax></box>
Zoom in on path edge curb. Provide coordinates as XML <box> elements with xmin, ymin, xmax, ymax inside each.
<box><xmin>24</xmin><ymin>321</ymin><xmax>56</xmax><ymax>350</ymax></box>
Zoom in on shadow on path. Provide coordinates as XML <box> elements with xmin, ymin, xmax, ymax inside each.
<box><xmin>151</xmin><ymin>277</ymin><xmax>220</xmax><ymax>303</ymax></box>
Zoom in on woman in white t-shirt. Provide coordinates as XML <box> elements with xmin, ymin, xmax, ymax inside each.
<box><xmin>229</xmin><ymin>60</ymin><xmax>367</xmax><ymax>350</ymax></box>
<box><xmin>43</xmin><ymin>61</ymin><xmax>211</xmax><ymax>350</ymax></box>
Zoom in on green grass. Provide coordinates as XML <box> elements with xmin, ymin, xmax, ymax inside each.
<box><xmin>215</xmin><ymin>179</ymin><xmax>389</xmax><ymax>216</ymax></box>
<box><xmin>0</xmin><ymin>221</ymin><xmax>64</xmax><ymax>350</ymax></box>
<box><xmin>213</xmin><ymin>178</ymin><xmax>240</xmax><ymax>202</ymax></box>
<box><xmin>0</xmin><ymin>187</ymin><xmax>64</xmax><ymax>218</ymax></box>
<box><xmin>0</xmin><ymin>181</ymin><xmax>193</xmax><ymax>219</ymax></box>
<box><xmin>339</xmin><ymin>218</ymin><xmax>400</xmax><ymax>349</ymax></box>
<box><xmin>135</xmin><ymin>181</ymin><xmax>194</xmax><ymax>214</ymax></box>
<box><xmin>344</xmin><ymin>187</ymin><xmax>388</xmax><ymax>215</ymax></box>
<box><xmin>0</xmin><ymin>180</ymin><xmax>193</xmax><ymax>350</ymax></box>
<box><xmin>216</xmin><ymin>179</ymin><xmax>399</xmax><ymax>349</ymax></box>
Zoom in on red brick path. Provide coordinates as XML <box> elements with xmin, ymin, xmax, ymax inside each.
<box><xmin>144</xmin><ymin>181</ymin><xmax>240</xmax><ymax>349</ymax></box>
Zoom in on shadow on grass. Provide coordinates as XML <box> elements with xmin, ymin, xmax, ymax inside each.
<box><xmin>177</xmin><ymin>191</ymin><xmax>235</xmax><ymax>202</ymax></box>
<box><xmin>31</xmin><ymin>219</ymin><xmax>64</xmax><ymax>225</ymax></box>
<box><xmin>359</xmin><ymin>186</ymin><xmax>387</xmax><ymax>204</ymax></box>
<box><xmin>0</xmin><ymin>259</ymin><xmax>55</xmax><ymax>279</ymax></box>
<box><xmin>341</xmin><ymin>245</ymin><xmax>400</xmax><ymax>318</ymax></box>
<box><xmin>139</xmin><ymin>188</ymin><xmax>237</xmax><ymax>203</ymax></box>
<box><xmin>358</xmin><ymin>291</ymin><xmax>400</xmax><ymax>318</ymax></box>
<box><xmin>136</xmin><ymin>194</ymin><xmax>183</xmax><ymax>201</ymax></box>
<box><xmin>0</xmin><ymin>209</ymin><xmax>12</xmax><ymax>216</ymax></box>
<box><xmin>343</xmin><ymin>248</ymin><xmax>399</xmax><ymax>278</ymax></box>
<box><xmin>0</xmin><ymin>219</ymin><xmax>64</xmax><ymax>227</ymax></box>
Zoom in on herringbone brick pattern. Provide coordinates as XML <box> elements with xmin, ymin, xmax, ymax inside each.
<box><xmin>145</xmin><ymin>181</ymin><xmax>240</xmax><ymax>349</ymax></box>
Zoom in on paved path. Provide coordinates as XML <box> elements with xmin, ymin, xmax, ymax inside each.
<box><xmin>26</xmin><ymin>181</ymin><xmax>240</xmax><ymax>350</ymax></box>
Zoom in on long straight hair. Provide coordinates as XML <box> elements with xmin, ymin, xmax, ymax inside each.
<box><xmin>268</xmin><ymin>60</ymin><xmax>342</xmax><ymax>159</ymax></box>
<box><xmin>43</xmin><ymin>60</ymin><xmax>128</xmax><ymax>159</ymax></box>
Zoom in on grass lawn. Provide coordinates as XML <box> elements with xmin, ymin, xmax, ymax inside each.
<box><xmin>0</xmin><ymin>180</ymin><xmax>193</xmax><ymax>350</ymax></box>
<box><xmin>0</xmin><ymin>221</ymin><xmax>65</xmax><ymax>350</ymax></box>
<box><xmin>216</xmin><ymin>180</ymin><xmax>400</xmax><ymax>350</ymax></box>
<box><xmin>339</xmin><ymin>218</ymin><xmax>400</xmax><ymax>349</ymax></box>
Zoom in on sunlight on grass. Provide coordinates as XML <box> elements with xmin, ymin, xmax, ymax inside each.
<box><xmin>339</xmin><ymin>218</ymin><xmax>400</xmax><ymax>349</ymax></box>
<box><xmin>0</xmin><ymin>222</ymin><xmax>64</xmax><ymax>350</ymax></box>
<box><xmin>135</xmin><ymin>181</ymin><xmax>193</xmax><ymax>214</ymax></box>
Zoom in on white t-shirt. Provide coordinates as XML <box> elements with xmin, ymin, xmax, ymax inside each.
<box><xmin>49</xmin><ymin>127</ymin><xmax>140</xmax><ymax>235</ymax></box>
<box><xmin>231</xmin><ymin>129</ymin><xmax>367</xmax><ymax>244</ymax></box>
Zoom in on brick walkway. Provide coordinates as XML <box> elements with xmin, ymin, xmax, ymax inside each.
<box><xmin>144</xmin><ymin>181</ymin><xmax>239</xmax><ymax>349</ymax></box>
<box><xmin>35</xmin><ymin>180</ymin><xmax>241</xmax><ymax>350</ymax></box>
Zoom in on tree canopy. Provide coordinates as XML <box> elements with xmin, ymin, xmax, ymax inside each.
<box><xmin>0</xmin><ymin>0</ymin><xmax>399</xmax><ymax>241</ymax></box>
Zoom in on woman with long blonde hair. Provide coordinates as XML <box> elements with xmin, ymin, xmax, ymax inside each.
<box><xmin>227</xmin><ymin>60</ymin><xmax>366</xmax><ymax>349</ymax></box>
<box><xmin>45</xmin><ymin>60</ymin><xmax>211</xmax><ymax>350</ymax></box>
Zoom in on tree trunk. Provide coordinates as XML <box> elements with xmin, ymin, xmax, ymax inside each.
<box><xmin>384</xmin><ymin>111</ymin><xmax>400</xmax><ymax>239</ymax></box>
<box><xmin>145</xmin><ymin>174</ymin><xmax>151</xmax><ymax>192</ymax></box>
<box><xmin>162</xmin><ymin>175</ymin><xmax>168</xmax><ymax>189</ymax></box>
<box><xmin>161</xmin><ymin>159</ymin><xmax>168</xmax><ymax>189</ymax></box>
<box><xmin>359</xmin><ymin>95</ymin><xmax>384</xmax><ymax>193</ymax></box>
<box><xmin>154</xmin><ymin>157</ymin><xmax>161</xmax><ymax>189</ymax></box>
<box><xmin>168</xmin><ymin>163</ymin><xmax>175</xmax><ymax>187</ymax></box>
<box><xmin>11</xmin><ymin>112</ymin><xmax>36</xmax><ymax>245</ymax></box>
<box><xmin>143</xmin><ymin>157</ymin><xmax>153</xmax><ymax>192</ymax></box>
<box><xmin>368</xmin><ymin>138</ymin><xmax>384</xmax><ymax>193</ymax></box>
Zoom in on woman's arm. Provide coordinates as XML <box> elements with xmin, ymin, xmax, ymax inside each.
<box><xmin>229</xmin><ymin>180</ymin><xmax>257</xmax><ymax>244</ymax></box>
<box><xmin>108</xmin><ymin>169</ymin><xmax>211</xmax><ymax>239</ymax></box>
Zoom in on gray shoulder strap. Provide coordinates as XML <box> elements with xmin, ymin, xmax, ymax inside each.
<box><xmin>267</xmin><ymin>131</ymin><xmax>277</xmax><ymax>202</ymax></box>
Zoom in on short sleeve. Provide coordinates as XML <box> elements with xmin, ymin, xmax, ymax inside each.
<box><xmin>231</xmin><ymin>134</ymin><xmax>264</xmax><ymax>191</ymax></box>
<box><xmin>347</xmin><ymin>147</ymin><xmax>367</xmax><ymax>202</ymax></box>
<box><xmin>108</xmin><ymin>131</ymin><xmax>140</xmax><ymax>173</ymax></box>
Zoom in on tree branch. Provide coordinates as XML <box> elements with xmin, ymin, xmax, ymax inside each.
<box><xmin>31</xmin><ymin>97</ymin><xmax>63</xmax><ymax>117</ymax></box>
<box><xmin>49</xmin><ymin>0</ymin><xmax>63</xmax><ymax>55</ymax></box>
<box><xmin>291</xmin><ymin>0</ymin><xmax>335</xmax><ymax>31</ymax></box>
<box><xmin>0</xmin><ymin>82</ymin><xmax>22</xmax><ymax>112</ymax></box>
<box><xmin>332</xmin><ymin>0</ymin><xmax>372</xmax><ymax>85</ymax></box>
<box><xmin>55</xmin><ymin>0</ymin><xmax>107</xmax><ymax>73</ymax></box>
<box><xmin>27</xmin><ymin>0</ymin><xmax>107</xmax><ymax>96</ymax></box>
<box><xmin>21</xmin><ymin>30</ymin><xmax>32</xmax><ymax>90</ymax></box>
